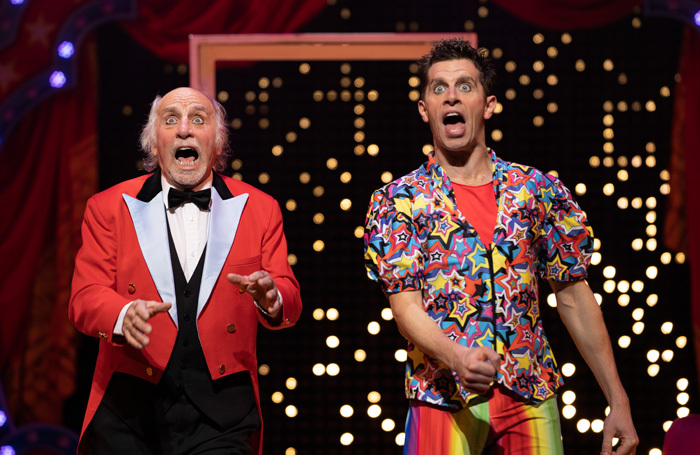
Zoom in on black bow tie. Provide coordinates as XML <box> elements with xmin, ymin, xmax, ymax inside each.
<box><xmin>168</xmin><ymin>187</ymin><xmax>211</xmax><ymax>211</ymax></box>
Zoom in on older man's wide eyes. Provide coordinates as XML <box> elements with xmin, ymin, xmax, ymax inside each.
<box><xmin>165</xmin><ymin>117</ymin><xmax>177</xmax><ymax>124</ymax></box>
<box><xmin>459</xmin><ymin>83</ymin><xmax>471</xmax><ymax>91</ymax></box>
<box><xmin>434</xmin><ymin>85</ymin><xmax>446</xmax><ymax>94</ymax></box>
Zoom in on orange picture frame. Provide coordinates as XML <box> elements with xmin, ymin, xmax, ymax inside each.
<box><xmin>189</xmin><ymin>33</ymin><xmax>477</xmax><ymax>97</ymax></box>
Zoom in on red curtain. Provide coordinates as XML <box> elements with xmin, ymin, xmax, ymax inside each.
<box><xmin>122</xmin><ymin>0</ymin><xmax>328</xmax><ymax>63</ymax></box>
<box><xmin>0</xmin><ymin>0</ymin><xmax>326</xmax><ymax>426</ymax></box>
<box><xmin>490</xmin><ymin>0</ymin><xmax>643</xmax><ymax>29</ymax></box>
<box><xmin>672</xmin><ymin>26</ymin><xmax>700</xmax><ymax>391</ymax></box>
<box><xmin>0</xmin><ymin>36</ymin><xmax>98</xmax><ymax>424</ymax></box>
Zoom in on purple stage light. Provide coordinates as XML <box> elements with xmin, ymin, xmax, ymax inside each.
<box><xmin>0</xmin><ymin>447</ymin><xmax>14</xmax><ymax>455</ymax></box>
<box><xmin>58</xmin><ymin>41</ymin><xmax>74</xmax><ymax>58</ymax></box>
<box><xmin>49</xmin><ymin>71</ymin><xmax>66</xmax><ymax>88</ymax></box>
<box><xmin>10</xmin><ymin>0</ymin><xmax>23</xmax><ymax>4</ymax></box>
<box><xmin>695</xmin><ymin>9</ymin><xmax>700</xmax><ymax>26</ymax></box>
<box><xmin>0</xmin><ymin>411</ymin><xmax>6</xmax><ymax>426</ymax></box>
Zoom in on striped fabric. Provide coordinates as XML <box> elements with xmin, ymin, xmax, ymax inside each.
<box><xmin>403</xmin><ymin>386</ymin><xmax>564</xmax><ymax>455</ymax></box>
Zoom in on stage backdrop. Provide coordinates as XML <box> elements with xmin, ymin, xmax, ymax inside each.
<box><xmin>0</xmin><ymin>1</ymin><xmax>698</xmax><ymax>454</ymax></box>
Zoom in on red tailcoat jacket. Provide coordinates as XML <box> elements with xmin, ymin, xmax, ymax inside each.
<box><xmin>69</xmin><ymin>171</ymin><xmax>302</xmax><ymax>454</ymax></box>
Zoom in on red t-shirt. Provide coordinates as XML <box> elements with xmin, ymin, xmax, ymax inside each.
<box><xmin>451</xmin><ymin>180</ymin><xmax>497</xmax><ymax>247</ymax></box>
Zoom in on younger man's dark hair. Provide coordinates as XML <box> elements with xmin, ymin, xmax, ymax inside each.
<box><xmin>417</xmin><ymin>38</ymin><xmax>496</xmax><ymax>98</ymax></box>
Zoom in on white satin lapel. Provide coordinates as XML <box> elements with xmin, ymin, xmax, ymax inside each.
<box><xmin>123</xmin><ymin>193</ymin><xmax>179</xmax><ymax>326</ymax></box>
<box><xmin>198</xmin><ymin>189</ymin><xmax>249</xmax><ymax>316</ymax></box>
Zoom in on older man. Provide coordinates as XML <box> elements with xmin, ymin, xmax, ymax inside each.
<box><xmin>70</xmin><ymin>87</ymin><xmax>301</xmax><ymax>454</ymax></box>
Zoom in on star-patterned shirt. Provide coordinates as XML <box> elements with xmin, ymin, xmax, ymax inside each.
<box><xmin>364</xmin><ymin>150</ymin><xmax>594</xmax><ymax>409</ymax></box>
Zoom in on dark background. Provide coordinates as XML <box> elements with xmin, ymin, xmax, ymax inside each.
<box><xmin>69</xmin><ymin>1</ymin><xmax>692</xmax><ymax>453</ymax></box>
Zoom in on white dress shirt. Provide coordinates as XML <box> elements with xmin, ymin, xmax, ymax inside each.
<box><xmin>162</xmin><ymin>175</ymin><xmax>212</xmax><ymax>280</ymax></box>
<box><xmin>113</xmin><ymin>174</ymin><xmax>213</xmax><ymax>335</ymax></box>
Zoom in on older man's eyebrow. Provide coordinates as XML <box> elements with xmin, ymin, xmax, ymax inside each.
<box><xmin>160</xmin><ymin>106</ymin><xmax>181</xmax><ymax>117</ymax></box>
<box><xmin>160</xmin><ymin>105</ymin><xmax>210</xmax><ymax>117</ymax></box>
<box><xmin>188</xmin><ymin>105</ymin><xmax>209</xmax><ymax>114</ymax></box>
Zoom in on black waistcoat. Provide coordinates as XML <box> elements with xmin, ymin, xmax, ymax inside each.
<box><xmin>160</xmin><ymin>227</ymin><xmax>255</xmax><ymax>429</ymax></box>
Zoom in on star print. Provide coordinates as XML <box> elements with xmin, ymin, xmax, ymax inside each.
<box><xmin>415</xmin><ymin>361</ymin><xmax>440</xmax><ymax>390</ymax></box>
<box><xmin>473</xmin><ymin>281</ymin><xmax>487</xmax><ymax>298</ymax></box>
<box><xmin>501</xmin><ymin>354</ymin><xmax>518</xmax><ymax>383</ymax></box>
<box><xmin>549</xmin><ymin>262</ymin><xmax>564</xmax><ymax>277</ymax></box>
<box><xmin>433</xmin><ymin>372</ymin><xmax>454</xmax><ymax>394</ymax></box>
<box><xmin>496</xmin><ymin>266</ymin><xmax>521</xmax><ymax>299</ymax></box>
<box><xmin>453</xmin><ymin>300</ymin><xmax>470</xmax><ymax>318</ymax></box>
<box><xmin>518</xmin><ymin>377</ymin><xmax>529</xmax><ymax>389</ymax></box>
<box><xmin>502</xmin><ymin>309</ymin><xmax>520</xmax><ymax>331</ymax></box>
<box><xmin>415</xmin><ymin>213</ymin><xmax>430</xmax><ymax>227</ymax></box>
<box><xmin>434</xmin><ymin>294</ymin><xmax>448</xmax><ymax>310</ymax></box>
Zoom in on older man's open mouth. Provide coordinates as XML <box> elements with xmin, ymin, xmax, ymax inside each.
<box><xmin>175</xmin><ymin>147</ymin><xmax>199</xmax><ymax>165</ymax></box>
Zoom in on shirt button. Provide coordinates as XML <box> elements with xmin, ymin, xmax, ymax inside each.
<box><xmin>184</xmin><ymin>314</ymin><xmax>190</xmax><ymax>321</ymax></box>
<box><xmin>219</xmin><ymin>365</ymin><xmax>226</xmax><ymax>374</ymax></box>
<box><xmin>183</xmin><ymin>339</ymin><xmax>189</xmax><ymax>347</ymax></box>
<box><xmin>191</xmin><ymin>252</ymin><xmax>196</xmax><ymax>257</ymax></box>
<box><xmin>227</xmin><ymin>323</ymin><xmax>236</xmax><ymax>333</ymax></box>
<box><xmin>183</xmin><ymin>290</ymin><xmax>190</xmax><ymax>297</ymax></box>
<box><xmin>146</xmin><ymin>367</ymin><xmax>153</xmax><ymax>376</ymax></box>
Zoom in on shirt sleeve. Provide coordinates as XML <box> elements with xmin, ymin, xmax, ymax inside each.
<box><xmin>363</xmin><ymin>187</ymin><xmax>424</xmax><ymax>294</ymax></box>
<box><xmin>536</xmin><ymin>174</ymin><xmax>594</xmax><ymax>282</ymax></box>
<box><xmin>113</xmin><ymin>301</ymin><xmax>134</xmax><ymax>335</ymax></box>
